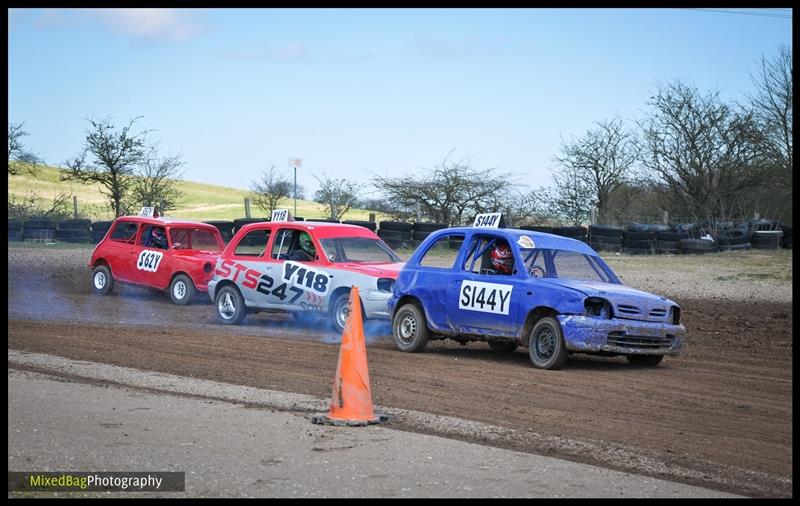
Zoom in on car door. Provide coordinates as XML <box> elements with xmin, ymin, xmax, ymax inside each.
<box><xmin>448</xmin><ymin>233</ymin><xmax>523</xmax><ymax>334</ymax></box>
<box><xmin>130</xmin><ymin>224</ymin><xmax>173</xmax><ymax>289</ymax></box>
<box><xmin>104</xmin><ymin>220</ymin><xmax>142</xmax><ymax>282</ymax></box>
<box><xmin>411</xmin><ymin>232</ymin><xmax>466</xmax><ymax>331</ymax></box>
<box><xmin>261</xmin><ymin>227</ymin><xmax>326</xmax><ymax>309</ymax></box>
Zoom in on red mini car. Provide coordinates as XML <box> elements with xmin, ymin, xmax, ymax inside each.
<box><xmin>89</xmin><ymin>216</ymin><xmax>225</xmax><ymax>304</ymax></box>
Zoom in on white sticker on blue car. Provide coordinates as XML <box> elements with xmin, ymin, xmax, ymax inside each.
<box><xmin>458</xmin><ymin>280</ymin><xmax>513</xmax><ymax>315</ymax></box>
<box><xmin>136</xmin><ymin>250</ymin><xmax>163</xmax><ymax>272</ymax></box>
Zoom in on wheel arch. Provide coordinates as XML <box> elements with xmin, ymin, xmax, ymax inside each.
<box><xmin>520</xmin><ymin>306</ymin><xmax>560</xmax><ymax>344</ymax></box>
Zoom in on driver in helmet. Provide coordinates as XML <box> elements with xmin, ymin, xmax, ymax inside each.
<box><xmin>287</xmin><ymin>231</ymin><xmax>316</xmax><ymax>261</ymax></box>
<box><xmin>489</xmin><ymin>240</ymin><xmax>514</xmax><ymax>275</ymax></box>
<box><xmin>146</xmin><ymin>226</ymin><xmax>168</xmax><ymax>250</ymax></box>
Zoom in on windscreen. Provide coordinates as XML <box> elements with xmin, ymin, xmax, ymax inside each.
<box><xmin>320</xmin><ymin>237</ymin><xmax>400</xmax><ymax>263</ymax></box>
<box><xmin>521</xmin><ymin>248</ymin><xmax>617</xmax><ymax>283</ymax></box>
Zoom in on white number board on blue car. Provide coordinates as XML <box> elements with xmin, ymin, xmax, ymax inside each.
<box><xmin>459</xmin><ymin>280</ymin><xmax>513</xmax><ymax>315</ymax></box>
<box><xmin>473</xmin><ymin>212</ymin><xmax>503</xmax><ymax>228</ymax></box>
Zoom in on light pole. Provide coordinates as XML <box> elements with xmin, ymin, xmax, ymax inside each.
<box><xmin>289</xmin><ymin>158</ymin><xmax>302</xmax><ymax>216</ymax></box>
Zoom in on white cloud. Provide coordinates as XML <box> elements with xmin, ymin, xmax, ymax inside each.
<box><xmin>87</xmin><ymin>8</ymin><xmax>206</xmax><ymax>42</ymax></box>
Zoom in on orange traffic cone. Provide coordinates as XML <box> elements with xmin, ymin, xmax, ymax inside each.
<box><xmin>312</xmin><ymin>286</ymin><xmax>388</xmax><ymax>426</ymax></box>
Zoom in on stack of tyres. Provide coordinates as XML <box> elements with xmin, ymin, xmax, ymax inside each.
<box><xmin>588</xmin><ymin>225</ymin><xmax>623</xmax><ymax>252</ymax></box>
<box><xmin>655</xmin><ymin>230</ymin><xmax>689</xmax><ymax>254</ymax></box>
<box><xmin>56</xmin><ymin>219</ymin><xmax>92</xmax><ymax>243</ymax></box>
<box><xmin>22</xmin><ymin>218</ymin><xmax>56</xmax><ymax>242</ymax></box>
<box><xmin>91</xmin><ymin>221</ymin><xmax>113</xmax><ymax>243</ymax></box>
<box><xmin>377</xmin><ymin>221</ymin><xmax>412</xmax><ymax>249</ymax></box>
<box><xmin>520</xmin><ymin>225</ymin><xmax>554</xmax><ymax>234</ymax></box>
<box><xmin>8</xmin><ymin>219</ymin><xmax>23</xmax><ymax>241</ymax></box>
<box><xmin>203</xmin><ymin>221</ymin><xmax>234</xmax><ymax>243</ymax></box>
<box><xmin>751</xmin><ymin>230</ymin><xmax>783</xmax><ymax>250</ymax></box>
<box><xmin>679</xmin><ymin>238</ymin><xmax>716</xmax><ymax>254</ymax></box>
<box><xmin>716</xmin><ymin>228</ymin><xmax>752</xmax><ymax>251</ymax></box>
<box><xmin>309</xmin><ymin>218</ymin><xmax>339</xmax><ymax>223</ymax></box>
<box><xmin>411</xmin><ymin>222</ymin><xmax>447</xmax><ymax>247</ymax></box>
<box><xmin>622</xmin><ymin>229</ymin><xmax>657</xmax><ymax>255</ymax></box>
<box><xmin>552</xmin><ymin>226</ymin><xmax>587</xmax><ymax>243</ymax></box>
<box><xmin>780</xmin><ymin>225</ymin><xmax>792</xmax><ymax>249</ymax></box>
<box><xmin>342</xmin><ymin>220</ymin><xmax>377</xmax><ymax>232</ymax></box>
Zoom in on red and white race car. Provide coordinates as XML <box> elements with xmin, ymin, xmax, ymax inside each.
<box><xmin>208</xmin><ymin>211</ymin><xmax>404</xmax><ymax>332</ymax></box>
<box><xmin>89</xmin><ymin>212</ymin><xmax>225</xmax><ymax>305</ymax></box>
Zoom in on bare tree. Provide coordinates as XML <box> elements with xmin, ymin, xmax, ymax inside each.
<box><xmin>62</xmin><ymin>117</ymin><xmax>150</xmax><ymax>217</ymax></box>
<box><xmin>638</xmin><ymin>80</ymin><xmax>763</xmax><ymax>218</ymax></box>
<box><xmin>542</xmin><ymin>165</ymin><xmax>596</xmax><ymax>225</ymax></box>
<box><xmin>131</xmin><ymin>149</ymin><xmax>184</xmax><ymax>213</ymax></box>
<box><xmin>748</xmin><ymin>44</ymin><xmax>792</xmax><ymax>182</ymax></box>
<box><xmin>313</xmin><ymin>173</ymin><xmax>360</xmax><ymax>221</ymax></box>
<box><xmin>8</xmin><ymin>122</ymin><xmax>41</xmax><ymax>175</ymax></box>
<box><xmin>8</xmin><ymin>191</ymin><xmax>71</xmax><ymax>220</ymax></box>
<box><xmin>250</xmin><ymin>165</ymin><xmax>292</xmax><ymax>215</ymax></box>
<box><xmin>375</xmin><ymin>151</ymin><xmax>516</xmax><ymax>226</ymax></box>
<box><xmin>554</xmin><ymin>117</ymin><xmax>639</xmax><ymax>223</ymax></box>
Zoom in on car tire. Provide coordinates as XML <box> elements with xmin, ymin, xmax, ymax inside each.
<box><xmin>215</xmin><ymin>285</ymin><xmax>247</xmax><ymax>325</ymax></box>
<box><xmin>626</xmin><ymin>354</ymin><xmax>664</xmax><ymax>366</ymax></box>
<box><xmin>528</xmin><ymin>317</ymin><xmax>568</xmax><ymax>370</ymax></box>
<box><xmin>488</xmin><ymin>341</ymin><xmax>518</xmax><ymax>352</ymax></box>
<box><xmin>392</xmin><ymin>303</ymin><xmax>430</xmax><ymax>352</ymax></box>
<box><xmin>91</xmin><ymin>265</ymin><xmax>114</xmax><ymax>296</ymax></box>
<box><xmin>169</xmin><ymin>274</ymin><xmax>196</xmax><ymax>305</ymax></box>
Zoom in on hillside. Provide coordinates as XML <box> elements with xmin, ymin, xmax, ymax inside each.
<box><xmin>8</xmin><ymin>164</ymin><xmax>388</xmax><ymax>222</ymax></box>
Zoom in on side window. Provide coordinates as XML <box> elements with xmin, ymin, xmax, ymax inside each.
<box><xmin>234</xmin><ymin>229</ymin><xmax>271</xmax><ymax>257</ymax></box>
<box><xmin>418</xmin><ymin>234</ymin><xmax>464</xmax><ymax>269</ymax></box>
<box><xmin>462</xmin><ymin>235</ymin><xmax>504</xmax><ymax>275</ymax></box>
<box><xmin>110</xmin><ymin>221</ymin><xmax>139</xmax><ymax>243</ymax></box>
<box><xmin>271</xmin><ymin>229</ymin><xmax>296</xmax><ymax>259</ymax></box>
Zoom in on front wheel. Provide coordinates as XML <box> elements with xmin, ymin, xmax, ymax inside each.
<box><xmin>169</xmin><ymin>274</ymin><xmax>196</xmax><ymax>305</ymax></box>
<box><xmin>330</xmin><ymin>292</ymin><xmax>352</xmax><ymax>334</ymax></box>
<box><xmin>626</xmin><ymin>354</ymin><xmax>664</xmax><ymax>366</ymax></box>
<box><xmin>528</xmin><ymin>317</ymin><xmax>568</xmax><ymax>370</ymax></box>
<box><xmin>215</xmin><ymin>285</ymin><xmax>247</xmax><ymax>325</ymax></box>
<box><xmin>392</xmin><ymin>303</ymin><xmax>430</xmax><ymax>352</ymax></box>
<box><xmin>91</xmin><ymin>265</ymin><xmax>114</xmax><ymax>295</ymax></box>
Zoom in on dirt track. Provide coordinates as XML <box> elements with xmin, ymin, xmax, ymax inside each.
<box><xmin>7</xmin><ymin>248</ymin><xmax>793</xmax><ymax>497</ymax></box>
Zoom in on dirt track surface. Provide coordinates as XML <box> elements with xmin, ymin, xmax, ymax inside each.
<box><xmin>7</xmin><ymin>248</ymin><xmax>793</xmax><ymax>497</ymax></box>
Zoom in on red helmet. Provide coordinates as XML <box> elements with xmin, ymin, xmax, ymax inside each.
<box><xmin>490</xmin><ymin>243</ymin><xmax>514</xmax><ymax>274</ymax></box>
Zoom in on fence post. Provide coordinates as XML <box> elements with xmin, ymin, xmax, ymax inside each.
<box><xmin>753</xmin><ymin>212</ymin><xmax>759</xmax><ymax>221</ymax></box>
<box><xmin>662</xmin><ymin>210</ymin><xmax>669</xmax><ymax>225</ymax></box>
<box><xmin>368</xmin><ymin>213</ymin><xmax>376</xmax><ymax>223</ymax></box>
<box><xmin>73</xmin><ymin>196</ymin><xmax>78</xmax><ymax>220</ymax></box>
<box><xmin>590</xmin><ymin>207</ymin><xmax>597</xmax><ymax>225</ymax></box>
<box><xmin>244</xmin><ymin>198</ymin><xmax>251</xmax><ymax>219</ymax></box>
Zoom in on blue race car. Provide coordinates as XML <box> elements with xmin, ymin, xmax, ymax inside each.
<box><xmin>388</xmin><ymin>216</ymin><xmax>685</xmax><ymax>369</ymax></box>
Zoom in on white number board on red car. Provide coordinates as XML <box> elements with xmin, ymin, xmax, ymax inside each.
<box><xmin>473</xmin><ymin>212</ymin><xmax>503</xmax><ymax>228</ymax></box>
<box><xmin>139</xmin><ymin>206</ymin><xmax>156</xmax><ymax>218</ymax></box>
<box><xmin>271</xmin><ymin>208</ymin><xmax>292</xmax><ymax>222</ymax></box>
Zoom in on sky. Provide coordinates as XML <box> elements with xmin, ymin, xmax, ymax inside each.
<box><xmin>7</xmin><ymin>8</ymin><xmax>793</xmax><ymax>199</ymax></box>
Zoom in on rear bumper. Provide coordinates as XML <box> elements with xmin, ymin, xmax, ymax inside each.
<box><xmin>557</xmin><ymin>315</ymin><xmax>685</xmax><ymax>355</ymax></box>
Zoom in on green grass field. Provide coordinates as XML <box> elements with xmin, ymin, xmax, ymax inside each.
<box><xmin>8</xmin><ymin>164</ymin><xmax>389</xmax><ymax>222</ymax></box>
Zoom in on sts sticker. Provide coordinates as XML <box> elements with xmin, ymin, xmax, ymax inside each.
<box><xmin>137</xmin><ymin>250</ymin><xmax>163</xmax><ymax>272</ymax></box>
<box><xmin>459</xmin><ymin>280</ymin><xmax>513</xmax><ymax>315</ymax></box>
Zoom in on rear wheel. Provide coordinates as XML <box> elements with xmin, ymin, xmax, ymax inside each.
<box><xmin>528</xmin><ymin>317</ymin><xmax>568</xmax><ymax>370</ymax></box>
<box><xmin>169</xmin><ymin>274</ymin><xmax>196</xmax><ymax>305</ymax></box>
<box><xmin>392</xmin><ymin>303</ymin><xmax>430</xmax><ymax>352</ymax></box>
<box><xmin>91</xmin><ymin>265</ymin><xmax>114</xmax><ymax>295</ymax></box>
<box><xmin>215</xmin><ymin>285</ymin><xmax>246</xmax><ymax>325</ymax></box>
<box><xmin>626</xmin><ymin>354</ymin><xmax>664</xmax><ymax>366</ymax></box>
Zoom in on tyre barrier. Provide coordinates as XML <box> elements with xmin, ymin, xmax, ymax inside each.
<box><xmin>751</xmin><ymin>230</ymin><xmax>783</xmax><ymax>250</ymax></box>
<box><xmin>56</xmin><ymin>220</ymin><xmax>93</xmax><ymax>243</ymax></box>
<box><xmin>679</xmin><ymin>238</ymin><xmax>715</xmax><ymax>254</ymax></box>
<box><xmin>622</xmin><ymin>229</ymin><xmax>658</xmax><ymax>241</ymax></box>
<box><xmin>589</xmin><ymin>237</ymin><xmax>622</xmax><ymax>253</ymax></box>
<box><xmin>655</xmin><ymin>240</ymin><xmax>681</xmax><ymax>254</ymax></box>
<box><xmin>91</xmin><ymin>221</ymin><xmax>113</xmax><ymax>243</ymax></box>
<box><xmin>589</xmin><ymin>224</ymin><xmax>624</xmax><ymax>239</ymax></box>
<box><xmin>8</xmin><ymin>219</ymin><xmax>23</xmax><ymax>241</ymax></box>
<box><xmin>520</xmin><ymin>225</ymin><xmax>554</xmax><ymax>234</ymax></box>
<box><xmin>379</xmin><ymin>221</ymin><xmax>413</xmax><ymax>232</ymax></box>
<box><xmin>203</xmin><ymin>221</ymin><xmax>235</xmax><ymax>242</ymax></box>
<box><xmin>233</xmin><ymin>218</ymin><xmax>268</xmax><ymax>247</ymax></box>
<box><xmin>377</xmin><ymin>229</ymin><xmax>412</xmax><ymax>249</ymax></box>
<box><xmin>552</xmin><ymin>226</ymin><xmax>588</xmax><ymax>243</ymax></box>
<box><xmin>626</xmin><ymin>222</ymin><xmax>670</xmax><ymax>233</ymax></box>
<box><xmin>412</xmin><ymin>222</ymin><xmax>447</xmax><ymax>233</ymax></box>
<box><xmin>780</xmin><ymin>225</ymin><xmax>792</xmax><ymax>249</ymax></box>
<box><xmin>308</xmin><ymin>218</ymin><xmax>339</xmax><ymax>223</ymax></box>
<box><xmin>22</xmin><ymin>218</ymin><xmax>57</xmax><ymax>241</ymax></box>
<box><xmin>412</xmin><ymin>230</ymin><xmax>432</xmax><ymax>241</ymax></box>
<box><xmin>342</xmin><ymin>220</ymin><xmax>377</xmax><ymax>231</ymax></box>
<box><xmin>294</xmin><ymin>216</ymin><xmax>304</xmax><ymax>221</ymax></box>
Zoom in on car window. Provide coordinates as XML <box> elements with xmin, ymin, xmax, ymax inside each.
<box><xmin>522</xmin><ymin>249</ymin><xmax>611</xmax><ymax>282</ymax></box>
<box><xmin>462</xmin><ymin>235</ymin><xmax>513</xmax><ymax>275</ymax></box>
<box><xmin>418</xmin><ymin>234</ymin><xmax>464</xmax><ymax>269</ymax></box>
<box><xmin>234</xmin><ymin>229</ymin><xmax>271</xmax><ymax>257</ymax></box>
<box><xmin>170</xmin><ymin>228</ymin><xmax>222</xmax><ymax>253</ymax></box>
<box><xmin>271</xmin><ymin>228</ymin><xmax>316</xmax><ymax>261</ymax></box>
<box><xmin>319</xmin><ymin>237</ymin><xmax>399</xmax><ymax>263</ymax></box>
<box><xmin>110</xmin><ymin>221</ymin><xmax>139</xmax><ymax>243</ymax></box>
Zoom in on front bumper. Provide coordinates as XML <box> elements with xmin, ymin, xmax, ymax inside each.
<box><xmin>557</xmin><ymin>315</ymin><xmax>685</xmax><ymax>356</ymax></box>
<box><xmin>362</xmin><ymin>289</ymin><xmax>393</xmax><ymax>320</ymax></box>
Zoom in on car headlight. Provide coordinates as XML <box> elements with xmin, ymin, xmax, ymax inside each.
<box><xmin>377</xmin><ymin>278</ymin><xmax>395</xmax><ymax>293</ymax></box>
<box><xmin>584</xmin><ymin>297</ymin><xmax>611</xmax><ymax>319</ymax></box>
<box><xmin>670</xmin><ymin>306</ymin><xmax>681</xmax><ymax>325</ymax></box>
